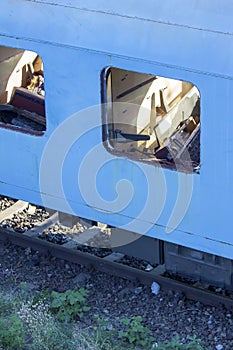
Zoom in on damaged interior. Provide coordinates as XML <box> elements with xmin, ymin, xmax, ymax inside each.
<box><xmin>102</xmin><ymin>67</ymin><xmax>200</xmax><ymax>173</ymax></box>
<box><xmin>0</xmin><ymin>46</ymin><xmax>46</xmax><ymax>134</ymax></box>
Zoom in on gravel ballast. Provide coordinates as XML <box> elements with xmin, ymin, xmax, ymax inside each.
<box><xmin>0</xmin><ymin>242</ymin><xmax>232</xmax><ymax>349</ymax></box>
<box><xmin>0</xmin><ymin>197</ymin><xmax>232</xmax><ymax>349</ymax></box>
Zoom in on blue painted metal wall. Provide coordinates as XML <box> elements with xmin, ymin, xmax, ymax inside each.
<box><xmin>0</xmin><ymin>0</ymin><xmax>233</xmax><ymax>259</ymax></box>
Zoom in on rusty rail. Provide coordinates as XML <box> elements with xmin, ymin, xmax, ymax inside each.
<box><xmin>0</xmin><ymin>225</ymin><xmax>232</xmax><ymax>311</ymax></box>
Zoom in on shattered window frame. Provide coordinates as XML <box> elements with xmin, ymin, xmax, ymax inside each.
<box><xmin>0</xmin><ymin>45</ymin><xmax>46</xmax><ymax>136</ymax></box>
<box><xmin>101</xmin><ymin>66</ymin><xmax>200</xmax><ymax>174</ymax></box>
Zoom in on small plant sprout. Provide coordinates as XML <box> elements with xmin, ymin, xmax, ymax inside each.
<box><xmin>50</xmin><ymin>288</ymin><xmax>90</xmax><ymax>322</ymax></box>
<box><xmin>118</xmin><ymin>315</ymin><xmax>155</xmax><ymax>348</ymax></box>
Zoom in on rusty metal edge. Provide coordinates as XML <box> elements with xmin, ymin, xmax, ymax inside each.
<box><xmin>0</xmin><ymin>226</ymin><xmax>232</xmax><ymax>310</ymax></box>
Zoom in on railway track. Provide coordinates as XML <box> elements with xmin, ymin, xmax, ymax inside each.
<box><xmin>0</xmin><ymin>198</ymin><xmax>233</xmax><ymax>311</ymax></box>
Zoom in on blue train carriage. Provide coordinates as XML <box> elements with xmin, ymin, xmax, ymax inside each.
<box><xmin>0</xmin><ymin>0</ymin><xmax>233</xmax><ymax>288</ymax></box>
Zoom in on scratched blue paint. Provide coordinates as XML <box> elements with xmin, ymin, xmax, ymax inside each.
<box><xmin>0</xmin><ymin>1</ymin><xmax>233</xmax><ymax>258</ymax></box>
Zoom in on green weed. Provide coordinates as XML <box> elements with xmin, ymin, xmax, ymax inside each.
<box><xmin>50</xmin><ymin>288</ymin><xmax>90</xmax><ymax>322</ymax></box>
<box><xmin>118</xmin><ymin>315</ymin><xmax>155</xmax><ymax>348</ymax></box>
<box><xmin>0</xmin><ymin>315</ymin><xmax>25</xmax><ymax>350</ymax></box>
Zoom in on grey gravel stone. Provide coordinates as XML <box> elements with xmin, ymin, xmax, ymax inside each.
<box><xmin>134</xmin><ymin>286</ymin><xmax>143</xmax><ymax>294</ymax></box>
<box><xmin>73</xmin><ymin>273</ymin><xmax>91</xmax><ymax>285</ymax></box>
<box><xmin>216</xmin><ymin>345</ymin><xmax>223</xmax><ymax>350</ymax></box>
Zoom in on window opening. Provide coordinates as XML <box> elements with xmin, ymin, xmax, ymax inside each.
<box><xmin>0</xmin><ymin>46</ymin><xmax>46</xmax><ymax>135</ymax></box>
<box><xmin>102</xmin><ymin>67</ymin><xmax>200</xmax><ymax>173</ymax></box>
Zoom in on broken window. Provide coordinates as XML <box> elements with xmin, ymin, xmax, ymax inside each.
<box><xmin>0</xmin><ymin>46</ymin><xmax>46</xmax><ymax>135</ymax></box>
<box><xmin>102</xmin><ymin>67</ymin><xmax>200</xmax><ymax>173</ymax></box>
